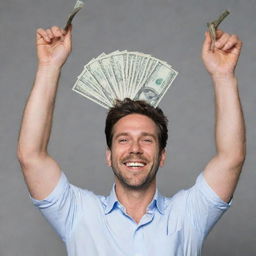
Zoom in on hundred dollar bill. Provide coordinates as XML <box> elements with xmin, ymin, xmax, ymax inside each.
<box><xmin>134</xmin><ymin>56</ymin><xmax>151</xmax><ymax>98</ymax></box>
<box><xmin>133</xmin><ymin>58</ymin><xmax>158</xmax><ymax>99</ymax></box>
<box><xmin>64</xmin><ymin>0</ymin><xmax>85</xmax><ymax>30</ymax></box>
<box><xmin>111</xmin><ymin>54</ymin><xmax>126</xmax><ymax>100</ymax></box>
<box><xmin>73</xmin><ymin>80</ymin><xmax>111</xmax><ymax>109</ymax></box>
<box><xmin>130</xmin><ymin>55</ymin><xmax>143</xmax><ymax>98</ymax></box>
<box><xmin>97</xmin><ymin>50</ymin><xmax>125</xmax><ymax>99</ymax></box>
<box><xmin>134</xmin><ymin>62</ymin><xmax>178</xmax><ymax>107</ymax></box>
<box><xmin>77</xmin><ymin>68</ymin><xmax>112</xmax><ymax>105</ymax></box>
<box><xmin>99</xmin><ymin>56</ymin><xmax>119</xmax><ymax>99</ymax></box>
<box><xmin>86</xmin><ymin>60</ymin><xmax>115</xmax><ymax>103</ymax></box>
<box><xmin>73</xmin><ymin>79</ymin><xmax>106</xmax><ymax>104</ymax></box>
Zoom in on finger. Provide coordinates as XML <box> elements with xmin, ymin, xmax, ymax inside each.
<box><xmin>46</xmin><ymin>29</ymin><xmax>54</xmax><ymax>40</ymax></box>
<box><xmin>215</xmin><ymin>29</ymin><xmax>224</xmax><ymax>39</ymax></box>
<box><xmin>51</xmin><ymin>26</ymin><xmax>64</xmax><ymax>41</ymax></box>
<box><xmin>36</xmin><ymin>28</ymin><xmax>51</xmax><ymax>43</ymax></box>
<box><xmin>202</xmin><ymin>31</ymin><xmax>212</xmax><ymax>53</ymax></box>
<box><xmin>222</xmin><ymin>34</ymin><xmax>240</xmax><ymax>51</ymax></box>
<box><xmin>215</xmin><ymin>32</ymin><xmax>230</xmax><ymax>49</ymax></box>
<box><xmin>231</xmin><ymin>39</ymin><xmax>243</xmax><ymax>56</ymax></box>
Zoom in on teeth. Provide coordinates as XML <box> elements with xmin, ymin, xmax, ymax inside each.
<box><xmin>126</xmin><ymin>162</ymin><xmax>145</xmax><ymax>167</ymax></box>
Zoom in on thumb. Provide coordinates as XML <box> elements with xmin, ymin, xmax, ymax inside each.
<box><xmin>202</xmin><ymin>31</ymin><xmax>212</xmax><ymax>54</ymax></box>
<box><xmin>64</xmin><ymin>25</ymin><xmax>72</xmax><ymax>49</ymax></box>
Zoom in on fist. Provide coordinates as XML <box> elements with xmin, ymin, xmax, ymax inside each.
<box><xmin>36</xmin><ymin>25</ymin><xmax>72</xmax><ymax>68</ymax></box>
<box><xmin>202</xmin><ymin>30</ymin><xmax>242</xmax><ymax>77</ymax></box>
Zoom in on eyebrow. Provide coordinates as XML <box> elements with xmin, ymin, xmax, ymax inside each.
<box><xmin>114</xmin><ymin>132</ymin><xmax>129</xmax><ymax>139</ymax></box>
<box><xmin>114</xmin><ymin>132</ymin><xmax>157</xmax><ymax>140</ymax></box>
<box><xmin>141</xmin><ymin>132</ymin><xmax>157</xmax><ymax>139</ymax></box>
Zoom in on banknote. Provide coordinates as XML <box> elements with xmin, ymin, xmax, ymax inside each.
<box><xmin>73</xmin><ymin>80</ymin><xmax>110</xmax><ymax>109</ymax></box>
<box><xmin>134</xmin><ymin>62</ymin><xmax>178</xmax><ymax>107</ymax></box>
<box><xmin>64</xmin><ymin>0</ymin><xmax>85</xmax><ymax>30</ymax></box>
<box><xmin>73</xmin><ymin>50</ymin><xmax>178</xmax><ymax>108</ymax></box>
<box><xmin>207</xmin><ymin>10</ymin><xmax>230</xmax><ymax>50</ymax></box>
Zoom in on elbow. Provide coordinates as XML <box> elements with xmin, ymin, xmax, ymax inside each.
<box><xmin>17</xmin><ymin>147</ymin><xmax>30</xmax><ymax>167</ymax></box>
<box><xmin>236</xmin><ymin>141</ymin><xmax>246</xmax><ymax>166</ymax></box>
<box><xmin>17</xmin><ymin>145</ymin><xmax>46</xmax><ymax>168</ymax></box>
<box><xmin>219</xmin><ymin>147</ymin><xmax>246</xmax><ymax>170</ymax></box>
<box><xmin>232</xmin><ymin>152</ymin><xmax>246</xmax><ymax>170</ymax></box>
<box><xmin>17</xmin><ymin>147</ymin><xmax>33</xmax><ymax>168</ymax></box>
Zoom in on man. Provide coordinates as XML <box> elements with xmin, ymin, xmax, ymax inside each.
<box><xmin>17</xmin><ymin>25</ymin><xmax>245</xmax><ymax>255</ymax></box>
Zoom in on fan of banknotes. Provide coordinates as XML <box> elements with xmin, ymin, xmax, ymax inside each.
<box><xmin>72</xmin><ymin>50</ymin><xmax>178</xmax><ymax>108</ymax></box>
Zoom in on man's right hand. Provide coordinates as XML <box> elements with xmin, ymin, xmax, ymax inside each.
<box><xmin>36</xmin><ymin>25</ymin><xmax>72</xmax><ymax>68</ymax></box>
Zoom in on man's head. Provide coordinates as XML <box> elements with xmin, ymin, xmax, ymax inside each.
<box><xmin>105</xmin><ymin>98</ymin><xmax>168</xmax><ymax>152</ymax></box>
<box><xmin>105</xmin><ymin>98</ymin><xmax>168</xmax><ymax>190</ymax></box>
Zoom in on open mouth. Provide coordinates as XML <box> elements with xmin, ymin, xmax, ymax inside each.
<box><xmin>123</xmin><ymin>161</ymin><xmax>147</xmax><ymax>168</ymax></box>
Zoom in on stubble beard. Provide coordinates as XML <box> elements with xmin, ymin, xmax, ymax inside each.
<box><xmin>111</xmin><ymin>154</ymin><xmax>161</xmax><ymax>191</ymax></box>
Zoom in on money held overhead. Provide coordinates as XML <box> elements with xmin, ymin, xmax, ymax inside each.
<box><xmin>207</xmin><ymin>10</ymin><xmax>230</xmax><ymax>50</ymax></box>
<box><xmin>72</xmin><ymin>51</ymin><xmax>178</xmax><ymax>109</ymax></box>
<box><xmin>64</xmin><ymin>0</ymin><xmax>85</xmax><ymax>30</ymax></box>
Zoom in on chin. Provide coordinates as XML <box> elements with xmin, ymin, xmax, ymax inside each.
<box><xmin>117</xmin><ymin>173</ymin><xmax>156</xmax><ymax>191</ymax></box>
<box><xmin>112</xmin><ymin>163</ymin><xmax>159</xmax><ymax>190</ymax></box>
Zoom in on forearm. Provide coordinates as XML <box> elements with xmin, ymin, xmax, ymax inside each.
<box><xmin>18</xmin><ymin>65</ymin><xmax>61</xmax><ymax>159</ymax></box>
<box><xmin>213</xmin><ymin>74</ymin><xmax>246</xmax><ymax>162</ymax></box>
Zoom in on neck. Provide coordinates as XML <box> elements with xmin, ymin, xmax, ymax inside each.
<box><xmin>114</xmin><ymin>179</ymin><xmax>156</xmax><ymax>223</ymax></box>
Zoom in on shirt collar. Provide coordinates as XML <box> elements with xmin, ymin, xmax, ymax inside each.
<box><xmin>148</xmin><ymin>189</ymin><xmax>165</xmax><ymax>214</ymax></box>
<box><xmin>103</xmin><ymin>184</ymin><xmax>119</xmax><ymax>214</ymax></box>
<box><xmin>102</xmin><ymin>184</ymin><xmax>165</xmax><ymax>215</ymax></box>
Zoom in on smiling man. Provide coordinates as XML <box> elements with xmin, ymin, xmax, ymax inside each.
<box><xmin>106</xmin><ymin>107</ymin><xmax>166</xmax><ymax>189</ymax></box>
<box><xmin>17</xmin><ymin>25</ymin><xmax>245</xmax><ymax>256</ymax></box>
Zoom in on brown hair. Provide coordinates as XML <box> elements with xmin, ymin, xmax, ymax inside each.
<box><xmin>105</xmin><ymin>98</ymin><xmax>168</xmax><ymax>151</ymax></box>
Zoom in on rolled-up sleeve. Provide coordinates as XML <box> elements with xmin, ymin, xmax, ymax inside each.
<box><xmin>185</xmin><ymin>172</ymin><xmax>232</xmax><ymax>237</ymax></box>
<box><xmin>31</xmin><ymin>172</ymin><xmax>79</xmax><ymax>242</ymax></box>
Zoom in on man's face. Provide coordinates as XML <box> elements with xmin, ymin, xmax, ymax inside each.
<box><xmin>106</xmin><ymin>114</ymin><xmax>166</xmax><ymax>190</ymax></box>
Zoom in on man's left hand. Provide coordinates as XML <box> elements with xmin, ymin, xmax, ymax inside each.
<box><xmin>202</xmin><ymin>30</ymin><xmax>242</xmax><ymax>78</ymax></box>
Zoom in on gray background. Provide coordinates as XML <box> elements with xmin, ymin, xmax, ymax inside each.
<box><xmin>0</xmin><ymin>0</ymin><xmax>255</xmax><ymax>255</ymax></box>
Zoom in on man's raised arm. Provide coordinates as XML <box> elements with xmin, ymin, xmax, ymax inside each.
<box><xmin>17</xmin><ymin>26</ymin><xmax>72</xmax><ymax>200</ymax></box>
<box><xmin>201</xmin><ymin>30</ymin><xmax>246</xmax><ymax>203</ymax></box>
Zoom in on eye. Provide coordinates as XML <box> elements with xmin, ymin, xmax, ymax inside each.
<box><xmin>118</xmin><ymin>138</ymin><xmax>128</xmax><ymax>143</ymax></box>
<box><xmin>143</xmin><ymin>138</ymin><xmax>153</xmax><ymax>143</ymax></box>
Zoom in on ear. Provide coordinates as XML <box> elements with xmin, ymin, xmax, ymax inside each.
<box><xmin>159</xmin><ymin>149</ymin><xmax>166</xmax><ymax>167</ymax></box>
<box><xmin>106</xmin><ymin>149</ymin><xmax>112</xmax><ymax>167</ymax></box>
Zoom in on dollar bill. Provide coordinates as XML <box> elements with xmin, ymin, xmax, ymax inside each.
<box><xmin>77</xmin><ymin>67</ymin><xmax>112</xmax><ymax>105</ymax></box>
<box><xmin>207</xmin><ymin>10</ymin><xmax>230</xmax><ymax>50</ymax></box>
<box><xmin>134</xmin><ymin>62</ymin><xmax>178</xmax><ymax>107</ymax></box>
<box><xmin>73</xmin><ymin>80</ymin><xmax>110</xmax><ymax>109</ymax></box>
<box><xmin>86</xmin><ymin>60</ymin><xmax>115</xmax><ymax>104</ymax></box>
<box><xmin>133</xmin><ymin>58</ymin><xmax>158</xmax><ymax>98</ymax></box>
<box><xmin>64</xmin><ymin>0</ymin><xmax>85</xmax><ymax>30</ymax></box>
<box><xmin>99</xmin><ymin>56</ymin><xmax>120</xmax><ymax>99</ymax></box>
<box><xmin>111</xmin><ymin>53</ymin><xmax>126</xmax><ymax>100</ymax></box>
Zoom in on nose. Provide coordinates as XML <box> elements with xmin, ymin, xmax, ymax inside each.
<box><xmin>129</xmin><ymin>141</ymin><xmax>143</xmax><ymax>155</ymax></box>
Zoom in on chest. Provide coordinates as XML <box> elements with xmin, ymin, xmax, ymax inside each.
<box><xmin>66</xmin><ymin>208</ymin><xmax>202</xmax><ymax>256</ymax></box>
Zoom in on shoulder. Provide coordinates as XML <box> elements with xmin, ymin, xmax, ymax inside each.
<box><xmin>31</xmin><ymin>172</ymin><xmax>104</xmax><ymax>209</ymax></box>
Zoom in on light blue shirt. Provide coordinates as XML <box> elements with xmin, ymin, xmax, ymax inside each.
<box><xmin>31</xmin><ymin>172</ymin><xmax>231</xmax><ymax>256</ymax></box>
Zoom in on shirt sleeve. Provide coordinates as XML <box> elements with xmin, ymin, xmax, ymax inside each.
<box><xmin>30</xmin><ymin>172</ymin><xmax>84</xmax><ymax>242</ymax></box>
<box><xmin>185</xmin><ymin>172</ymin><xmax>232</xmax><ymax>237</ymax></box>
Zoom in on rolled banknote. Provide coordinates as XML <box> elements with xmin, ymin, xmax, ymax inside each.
<box><xmin>207</xmin><ymin>10</ymin><xmax>230</xmax><ymax>50</ymax></box>
<box><xmin>64</xmin><ymin>0</ymin><xmax>85</xmax><ymax>30</ymax></box>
